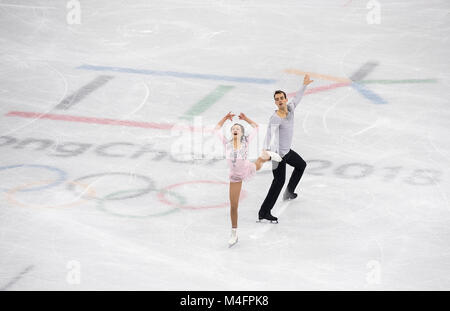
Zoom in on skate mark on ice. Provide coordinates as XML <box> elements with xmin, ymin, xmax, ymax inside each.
<box><xmin>0</xmin><ymin>265</ymin><xmax>34</xmax><ymax>291</ymax></box>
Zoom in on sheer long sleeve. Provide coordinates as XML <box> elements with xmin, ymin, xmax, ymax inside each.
<box><xmin>214</xmin><ymin>128</ymin><xmax>228</xmax><ymax>145</ymax></box>
<box><xmin>263</xmin><ymin>122</ymin><xmax>279</xmax><ymax>153</ymax></box>
<box><xmin>247</xmin><ymin>126</ymin><xmax>258</xmax><ymax>143</ymax></box>
<box><xmin>288</xmin><ymin>84</ymin><xmax>307</xmax><ymax>110</ymax></box>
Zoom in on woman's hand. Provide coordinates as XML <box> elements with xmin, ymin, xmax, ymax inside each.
<box><xmin>238</xmin><ymin>112</ymin><xmax>248</xmax><ymax>121</ymax></box>
<box><xmin>225</xmin><ymin>111</ymin><xmax>235</xmax><ymax>121</ymax></box>
<box><xmin>239</xmin><ymin>112</ymin><xmax>258</xmax><ymax>128</ymax></box>
<box><xmin>216</xmin><ymin>111</ymin><xmax>235</xmax><ymax>130</ymax></box>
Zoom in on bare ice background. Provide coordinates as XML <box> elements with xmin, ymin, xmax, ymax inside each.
<box><xmin>0</xmin><ymin>0</ymin><xmax>449</xmax><ymax>290</ymax></box>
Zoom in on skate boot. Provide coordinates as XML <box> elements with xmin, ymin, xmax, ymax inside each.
<box><xmin>283</xmin><ymin>190</ymin><xmax>298</xmax><ymax>201</ymax></box>
<box><xmin>266</xmin><ymin>151</ymin><xmax>282</xmax><ymax>162</ymax></box>
<box><xmin>228</xmin><ymin>228</ymin><xmax>238</xmax><ymax>248</ymax></box>
<box><xmin>257</xmin><ymin>212</ymin><xmax>278</xmax><ymax>224</ymax></box>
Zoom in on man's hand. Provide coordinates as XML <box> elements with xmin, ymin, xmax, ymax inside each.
<box><xmin>303</xmin><ymin>74</ymin><xmax>314</xmax><ymax>86</ymax></box>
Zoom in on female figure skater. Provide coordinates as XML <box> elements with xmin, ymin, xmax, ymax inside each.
<box><xmin>215</xmin><ymin>112</ymin><xmax>282</xmax><ymax>247</ymax></box>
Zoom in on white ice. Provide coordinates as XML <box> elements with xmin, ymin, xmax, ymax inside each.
<box><xmin>0</xmin><ymin>0</ymin><xmax>449</xmax><ymax>290</ymax></box>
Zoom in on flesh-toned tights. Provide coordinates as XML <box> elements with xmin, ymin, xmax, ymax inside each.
<box><xmin>229</xmin><ymin>156</ymin><xmax>268</xmax><ymax>228</ymax></box>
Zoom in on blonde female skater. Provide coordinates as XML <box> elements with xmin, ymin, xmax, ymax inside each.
<box><xmin>215</xmin><ymin>112</ymin><xmax>281</xmax><ymax>247</ymax></box>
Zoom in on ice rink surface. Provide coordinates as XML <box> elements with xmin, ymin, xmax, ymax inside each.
<box><xmin>0</xmin><ymin>0</ymin><xmax>449</xmax><ymax>290</ymax></box>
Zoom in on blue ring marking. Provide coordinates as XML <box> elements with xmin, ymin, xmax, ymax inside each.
<box><xmin>0</xmin><ymin>164</ymin><xmax>67</xmax><ymax>192</ymax></box>
<box><xmin>351</xmin><ymin>82</ymin><xmax>387</xmax><ymax>105</ymax></box>
<box><xmin>76</xmin><ymin>64</ymin><xmax>277</xmax><ymax>85</ymax></box>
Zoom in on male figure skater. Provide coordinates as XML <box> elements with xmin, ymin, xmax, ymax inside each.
<box><xmin>258</xmin><ymin>74</ymin><xmax>313</xmax><ymax>223</ymax></box>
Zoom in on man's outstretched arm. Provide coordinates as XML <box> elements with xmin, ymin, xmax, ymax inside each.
<box><xmin>290</xmin><ymin>74</ymin><xmax>314</xmax><ymax>109</ymax></box>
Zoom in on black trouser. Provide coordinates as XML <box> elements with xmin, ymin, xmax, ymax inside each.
<box><xmin>259</xmin><ymin>149</ymin><xmax>307</xmax><ymax>217</ymax></box>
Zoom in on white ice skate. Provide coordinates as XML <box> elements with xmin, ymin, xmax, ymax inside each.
<box><xmin>228</xmin><ymin>229</ymin><xmax>238</xmax><ymax>248</ymax></box>
<box><xmin>266</xmin><ymin>151</ymin><xmax>282</xmax><ymax>162</ymax></box>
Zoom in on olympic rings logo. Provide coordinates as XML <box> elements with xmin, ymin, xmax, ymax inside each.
<box><xmin>0</xmin><ymin>164</ymin><xmax>247</xmax><ymax>218</ymax></box>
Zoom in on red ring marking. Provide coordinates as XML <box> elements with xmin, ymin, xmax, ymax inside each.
<box><xmin>5</xmin><ymin>111</ymin><xmax>206</xmax><ymax>132</ymax></box>
<box><xmin>157</xmin><ymin>180</ymin><xmax>247</xmax><ymax>210</ymax></box>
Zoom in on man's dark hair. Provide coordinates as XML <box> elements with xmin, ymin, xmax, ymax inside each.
<box><xmin>273</xmin><ymin>90</ymin><xmax>287</xmax><ymax>100</ymax></box>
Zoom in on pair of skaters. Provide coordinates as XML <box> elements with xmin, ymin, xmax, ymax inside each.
<box><xmin>215</xmin><ymin>74</ymin><xmax>314</xmax><ymax>247</ymax></box>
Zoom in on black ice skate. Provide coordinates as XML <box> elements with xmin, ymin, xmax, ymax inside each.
<box><xmin>283</xmin><ymin>190</ymin><xmax>298</xmax><ymax>201</ymax></box>
<box><xmin>257</xmin><ymin>213</ymin><xmax>278</xmax><ymax>224</ymax></box>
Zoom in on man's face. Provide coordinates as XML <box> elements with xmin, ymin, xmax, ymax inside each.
<box><xmin>274</xmin><ymin>93</ymin><xmax>288</xmax><ymax>109</ymax></box>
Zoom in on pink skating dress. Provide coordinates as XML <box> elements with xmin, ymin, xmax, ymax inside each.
<box><xmin>216</xmin><ymin>127</ymin><xmax>258</xmax><ymax>183</ymax></box>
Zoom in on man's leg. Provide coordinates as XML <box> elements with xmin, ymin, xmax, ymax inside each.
<box><xmin>284</xmin><ymin>149</ymin><xmax>307</xmax><ymax>196</ymax></box>
<box><xmin>258</xmin><ymin>159</ymin><xmax>286</xmax><ymax>218</ymax></box>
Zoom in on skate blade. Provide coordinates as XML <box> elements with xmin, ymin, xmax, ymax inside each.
<box><xmin>256</xmin><ymin>219</ymin><xmax>278</xmax><ymax>224</ymax></box>
<box><xmin>283</xmin><ymin>196</ymin><xmax>297</xmax><ymax>201</ymax></box>
<box><xmin>228</xmin><ymin>239</ymin><xmax>238</xmax><ymax>248</ymax></box>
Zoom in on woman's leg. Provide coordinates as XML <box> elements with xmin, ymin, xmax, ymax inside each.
<box><xmin>254</xmin><ymin>157</ymin><xmax>268</xmax><ymax>171</ymax></box>
<box><xmin>229</xmin><ymin>181</ymin><xmax>242</xmax><ymax>228</ymax></box>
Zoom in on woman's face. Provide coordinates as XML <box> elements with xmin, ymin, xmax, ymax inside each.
<box><xmin>231</xmin><ymin>125</ymin><xmax>243</xmax><ymax>140</ymax></box>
